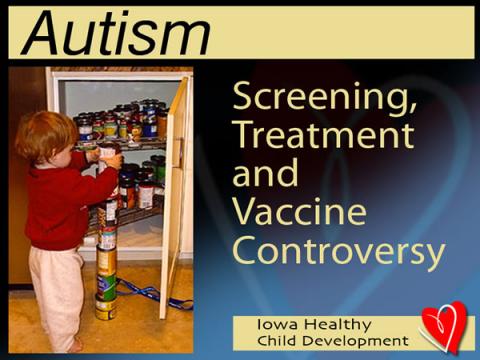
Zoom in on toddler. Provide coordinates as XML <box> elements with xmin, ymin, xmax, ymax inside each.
<box><xmin>15</xmin><ymin>111</ymin><xmax>122</xmax><ymax>353</ymax></box>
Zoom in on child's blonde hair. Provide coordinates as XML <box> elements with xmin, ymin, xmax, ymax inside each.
<box><xmin>15</xmin><ymin>111</ymin><xmax>78</xmax><ymax>164</ymax></box>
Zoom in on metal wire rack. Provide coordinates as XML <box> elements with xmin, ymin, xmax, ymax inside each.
<box><xmin>77</xmin><ymin>137</ymin><xmax>167</xmax><ymax>152</ymax></box>
<box><xmin>86</xmin><ymin>199</ymin><xmax>164</xmax><ymax>236</ymax></box>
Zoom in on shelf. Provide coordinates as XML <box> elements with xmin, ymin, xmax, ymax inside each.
<box><xmin>77</xmin><ymin>137</ymin><xmax>167</xmax><ymax>152</ymax></box>
<box><xmin>86</xmin><ymin>199</ymin><xmax>164</xmax><ymax>236</ymax></box>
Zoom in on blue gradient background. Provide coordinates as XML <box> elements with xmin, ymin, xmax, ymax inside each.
<box><xmin>5</xmin><ymin>59</ymin><xmax>478</xmax><ymax>359</ymax></box>
<box><xmin>193</xmin><ymin>61</ymin><xmax>480</xmax><ymax>360</ymax></box>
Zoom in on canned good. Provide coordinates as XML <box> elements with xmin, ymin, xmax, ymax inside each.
<box><xmin>76</xmin><ymin>142</ymin><xmax>97</xmax><ymax>151</ymax></box>
<box><xmin>97</xmin><ymin>273</ymin><xmax>116</xmax><ymax>301</ymax></box>
<box><xmin>119</xmin><ymin>163</ymin><xmax>139</xmax><ymax>182</ymax></box>
<box><xmin>97</xmin><ymin>199</ymin><xmax>118</xmax><ymax>227</ymax></box>
<box><xmin>97</xmin><ymin>246</ymin><xmax>117</xmax><ymax>276</ymax></box>
<box><xmin>92</xmin><ymin>119</ymin><xmax>104</xmax><ymax>140</ymax></box>
<box><xmin>98</xmin><ymin>226</ymin><xmax>117</xmax><ymax>250</ymax></box>
<box><xmin>123</xmin><ymin>106</ymin><xmax>132</xmax><ymax>120</ymax></box>
<box><xmin>153</xmin><ymin>183</ymin><xmax>164</xmax><ymax>207</ymax></box>
<box><xmin>142</xmin><ymin>161</ymin><xmax>155</xmax><ymax>180</ymax></box>
<box><xmin>113</xmin><ymin>105</ymin><xmax>124</xmax><ymax>120</ymax></box>
<box><xmin>145</xmin><ymin>103</ymin><xmax>157</xmax><ymax>121</ymax></box>
<box><xmin>104</xmin><ymin>118</ymin><xmax>118</xmax><ymax>140</ymax></box>
<box><xmin>130</xmin><ymin>101</ymin><xmax>140</xmax><ymax>112</ymax></box>
<box><xmin>118</xmin><ymin>118</ymin><xmax>128</xmax><ymax>139</ymax></box>
<box><xmin>95</xmin><ymin>295</ymin><xmax>117</xmax><ymax>311</ymax></box>
<box><xmin>157</xmin><ymin>110</ymin><xmax>168</xmax><ymax>139</ymax></box>
<box><xmin>150</xmin><ymin>155</ymin><xmax>166</xmax><ymax>182</ymax></box>
<box><xmin>143</xmin><ymin>117</ymin><xmax>157</xmax><ymax>139</ymax></box>
<box><xmin>98</xmin><ymin>142</ymin><xmax>121</xmax><ymax>174</ymax></box>
<box><xmin>138</xmin><ymin>181</ymin><xmax>155</xmax><ymax>209</ymax></box>
<box><xmin>134</xmin><ymin>169</ymin><xmax>149</xmax><ymax>193</ymax></box>
<box><xmin>143</xmin><ymin>167</ymin><xmax>155</xmax><ymax>182</ymax></box>
<box><xmin>76</xmin><ymin>116</ymin><xmax>93</xmax><ymax>141</ymax></box>
<box><xmin>119</xmin><ymin>179</ymin><xmax>136</xmax><ymax>209</ymax></box>
<box><xmin>129</xmin><ymin>119</ymin><xmax>142</xmax><ymax>142</ymax></box>
<box><xmin>95</xmin><ymin>304</ymin><xmax>117</xmax><ymax>321</ymax></box>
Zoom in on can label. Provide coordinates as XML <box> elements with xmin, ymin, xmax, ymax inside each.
<box><xmin>95</xmin><ymin>295</ymin><xmax>117</xmax><ymax>311</ymax></box>
<box><xmin>119</xmin><ymin>123</ymin><xmax>128</xmax><ymax>139</ymax></box>
<box><xmin>104</xmin><ymin>122</ymin><xmax>118</xmax><ymax>139</ymax></box>
<box><xmin>97</xmin><ymin>246</ymin><xmax>117</xmax><ymax>276</ymax></box>
<box><xmin>131</xmin><ymin>124</ymin><xmax>142</xmax><ymax>141</ymax></box>
<box><xmin>138</xmin><ymin>186</ymin><xmax>154</xmax><ymax>209</ymax></box>
<box><xmin>95</xmin><ymin>307</ymin><xmax>117</xmax><ymax>321</ymax></box>
<box><xmin>97</xmin><ymin>273</ymin><xmax>116</xmax><ymax>301</ymax></box>
<box><xmin>93</xmin><ymin>123</ymin><xmax>104</xmax><ymax>140</ymax></box>
<box><xmin>97</xmin><ymin>199</ymin><xmax>118</xmax><ymax>227</ymax></box>
<box><xmin>143</xmin><ymin>124</ymin><xmax>158</xmax><ymax>138</ymax></box>
<box><xmin>120</xmin><ymin>186</ymin><xmax>136</xmax><ymax>209</ymax></box>
<box><xmin>157</xmin><ymin>117</ymin><xmax>167</xmax><ymax>139</ymax></box>
<box><xmin>98</xmin><ymin>147</ymin><xmax>117</xmax><ymax>174</ymax></box>
<box><xmin>79</xmin><ymin>134</ymin><xmax>93</xmax><ymax>141</ymax></box>
<box><xmin>79</xmin><ymin>125</ymin><xmax>93</xmax><ymax>134</ymax></box>
<box><xmin>98</xmin><ymin>227</ymin><xmax>117</xmax><ymax>250</ymax></box>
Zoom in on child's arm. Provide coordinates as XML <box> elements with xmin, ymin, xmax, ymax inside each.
<box><xmin>68</xmin><ymin>150</ymin><xmax>89</xmax><ymax>171</ymax></box>
<box><xmin>69</xmin><ymin>148</ymin><xmax>101</xmax><ymax>171</ymax></box>
<box><xmin>67</xmin><ymin>167</ymin><xmax>119</xmax><ymax>206</ymax></box>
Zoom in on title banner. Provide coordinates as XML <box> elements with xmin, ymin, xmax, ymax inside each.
<box><xmin>8</xmin><ymin>6</ymin><xmax>474</xmax><ymax>59</ymax></box>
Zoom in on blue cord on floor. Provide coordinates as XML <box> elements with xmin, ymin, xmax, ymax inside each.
<box><xmin>116</xmin><ymin>277</ymin><xmax>193</xmax><ymax>311</ymax></box>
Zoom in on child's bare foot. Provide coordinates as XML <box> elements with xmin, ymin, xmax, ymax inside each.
<box><xmin>67</xmin><ymin>337</ymin><xmax>83</xmax><ymax>353</ymax></box>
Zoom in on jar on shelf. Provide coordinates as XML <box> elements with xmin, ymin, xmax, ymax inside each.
<box><xmin>118</xmin><ymin>117</ymin><xmax>128</xmax><ymax>140</ymax></box>
<box><xmin>129</xmin><ymin>117</ymin><xmax>142</xmax><ymax>142</ymax></box>
<box><xmin>141</xmin><ymin>166</ymin><xmax>155</xmax><ymax>182</ymax></box>
<box><xmin>75</xmin><ymin>116</ymin><xmax>93</xmax><ymax>141</ymax></box>
<box><xmin>113</xmin><ymin>105</ymin><xmax>124</xmax><ymax>121</ymax></box>
<box><xmin>142</xmin><ymin>116</ymin><xmax>157</xmax><ymax>140</ymax></box>
<box><xmin>130</xmin><ymin>101</ymin><xmax>140</xmax><ymax>112</ymax></box>
<box><xmin>123</xmin><ymin>105</ymin><xmax>132</xmax><ymax>120</ymax></box>
<box><xmin>104</xmin><ymin>115</ymin><xmax>118</xmax><ymax>140</ymax></box>
<box><xmin>156</xmin><ymin>101</ymin><xmax>167</xmax><ymax>110</ymax></box>
<box><xmin>119</xmin><ymin>178</ymin><xmax>136</xmax><ymax>209</ymax></box>
<box><xmin>98</xmin><ymin>142</ymin><xmax>121</xmax><ymax>175</ymax></box>
<box><xmin>142</xmin><ymin>160</ymin><xmax>155</xmax><ymax>178</ymax></box>
<box><xmin>153</xmin><ymin>181</ymin><xmax>165</xmax><ymax>207</ymax></box>
<box><xmin>145</xmin><ymin>102</ymin><xmax>156</xmax><ymax>122</ymax></box>
<box><xmin>157</xmin><ymin>109</ymin><xmax>168</xmax><ymax>139</ymax></box>
<box><xmin>93</xmin><ymin>118</ymin><xmax>104</xmax><ymax>140</ymax></box>
<box><xmin>97</xmin><ymin>197</ymin><xmax>118</xmax><ymax>227</ymax></box>
<box><xmin>150</xmin><ymin>155</ymin><xmax>166</xmax><ymax>182</ymax></box>
<box><xmin>119</xmin><ymin>163</ymin><xmax>139</xmax><ymax>182</ymax></box>
<box><xmin>134</xmin><ymin>169</ymin><xmax>149</xmax><ymax>194</ymax></box>
<box><xmin>138</xmin><ymin>180</ymin><xmax>155</xmax><ymax>210</ymax></box>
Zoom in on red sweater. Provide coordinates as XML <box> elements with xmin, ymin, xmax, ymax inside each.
<box><xmin>26</xmin><ymin>151</ymin><xmax>118</xmax><ymax>250</ymax></box>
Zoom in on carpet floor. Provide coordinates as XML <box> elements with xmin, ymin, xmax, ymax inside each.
<box><xmin>9</xmin><ymin>260</ymin><xmax>193</xmax><ymax>353</ymax></box>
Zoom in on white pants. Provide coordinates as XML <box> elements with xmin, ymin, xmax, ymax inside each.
<box><xmin>29</xmin><ymin>246</ymin><xmax>84</xmax><ymax>353</ymax></box>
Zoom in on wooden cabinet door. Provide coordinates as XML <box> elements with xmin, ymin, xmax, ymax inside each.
<box><xmin>9</xmin><ymin>67</ymin><xmax>47</xmax><ymax>285</ymax></box>
<box><xmin>160</xmin><ymin>77</ymin><xmax>189</xmax><ymax>318</ymax></box>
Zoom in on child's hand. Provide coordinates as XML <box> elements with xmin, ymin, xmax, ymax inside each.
<box><xmin>101</xmin><ymin>153</ymin><xmax>123</xmax><ymax>170</ymax></box>
<box><xmin>86</xmin><ymin>148</ymin><xmax>100</xmax><ymax>163</ymax></box>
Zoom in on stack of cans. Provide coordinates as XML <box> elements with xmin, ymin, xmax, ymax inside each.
<box><xmin>95</xmin><ymin>143</ymin><xmax>121</xmax><ymax>321</ymax></box>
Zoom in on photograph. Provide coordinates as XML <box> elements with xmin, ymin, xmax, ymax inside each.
<box><xmin>8</xmin><ymin>66</ymin><xmax>194</xmax><ymax>353</ymax></box>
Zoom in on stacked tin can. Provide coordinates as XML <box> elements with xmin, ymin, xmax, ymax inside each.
<box><xmin>95</xmin><ymin>142</ymin><xmax>121</xmax><ymax>320</ymax></box>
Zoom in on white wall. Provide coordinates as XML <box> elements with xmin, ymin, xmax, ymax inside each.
<box><xmin>58</xmin><ymin>80</ymin><xmax>179</xmax><ymax>116</ymax></box>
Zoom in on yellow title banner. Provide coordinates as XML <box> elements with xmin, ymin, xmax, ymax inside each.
<box><xmin>233</xmin><ymin>316</ymin><xmax>476</xmax><ymax>351</ymax></box>
<box><xmin>9</xmin><ymin>6</ymin><xmax>474</xmax><ymax>59</ymax></box>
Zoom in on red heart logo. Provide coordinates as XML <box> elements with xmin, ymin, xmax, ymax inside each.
<box><xmin>420</xmin><ymin>301</ymin><xmax>467</xmax><ymax>355</ymax></box>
